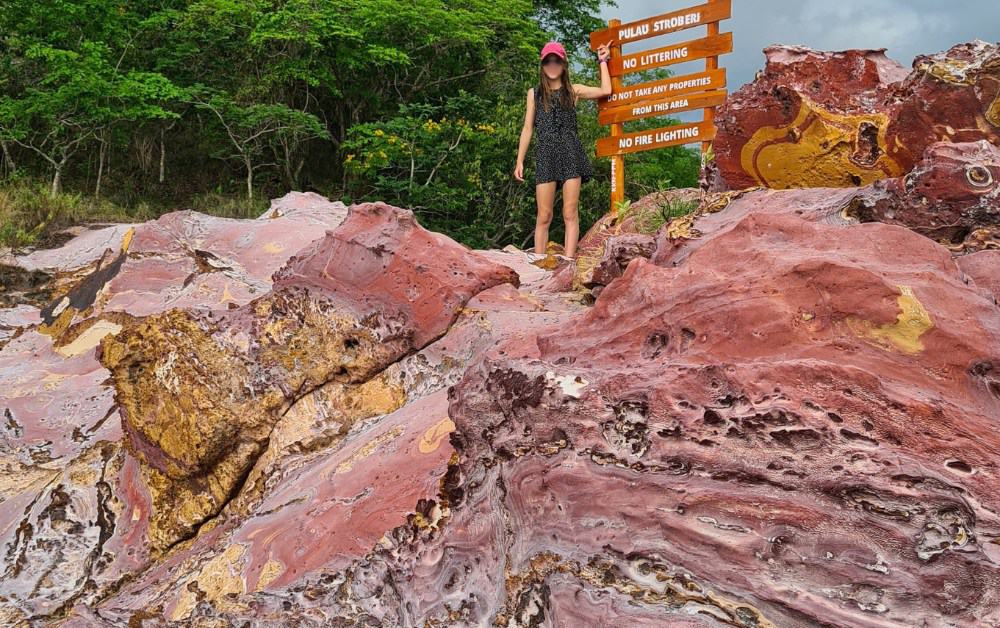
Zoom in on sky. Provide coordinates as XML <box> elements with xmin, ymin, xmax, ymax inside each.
<box><xmin>597</xmin><ymin>0</ymin><xmax>1000</xmax><ymax>93</ymax></box>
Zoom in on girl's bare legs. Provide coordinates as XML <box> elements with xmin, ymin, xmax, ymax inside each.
<box><xmin>534</xmin><ymin>181</ymin><xmax>556</xmax><ymax>254</ymax></box>
<box><xmin>560</xmin><ymin>177</ymin><xmax>582</xmax><ymax>258</ymax></box>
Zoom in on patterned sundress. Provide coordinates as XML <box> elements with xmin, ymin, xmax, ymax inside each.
<box><xmin>533</xmin><ymin>86</ymin><xmax>594</xmax><ymax>188</ymax></box>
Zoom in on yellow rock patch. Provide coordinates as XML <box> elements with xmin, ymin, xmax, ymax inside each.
<box><xmin>418</xmin><ymin>417</ymin><xmax>455</xmax><ymax>454</ymax></box>
<box><xmin>54</xmin><ymin>319</ymin><xmax>122</xmax><ymax>357</ymax></box>
<box><xmin>170</xmin><ymin>544</ymin><xmax>248</xmax><ymax>621</ymax></box>
<box><xmin>847</xmin><ymin>285</ymin><xmax>933</xmax><ymax>354</ymax></box>
<box><xmin>120</xmin><ymin>226</ymin><xmax>135</xmax><ymax>253</ymax></box>
<box><xmin>741</xmin><ymin>97</ymin><xmax>904</xmax><ymax>188</ymax></box>
<box><xmin>254</xmin><ymin>558</ymin><xmax>285</xmax><ymax>591</ymax></box>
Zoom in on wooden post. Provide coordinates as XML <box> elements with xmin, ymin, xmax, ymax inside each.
<box><xmin>702</xmin><ymin>0</ymin><xmax>720</xmax><ymax>156</ymax></box>
<box><xmin>608</xmin><ymin>19</ymin><xmax>626</xmax><ymax>216</ymax></box>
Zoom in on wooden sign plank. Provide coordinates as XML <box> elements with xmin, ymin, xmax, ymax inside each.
<box><xmin>608</xmin><ymin>18</ymin><xmax>626</xmax><ymax>215</ymax></box>
<box><xmin>599</xmin><ymin>68</ymin><xmax>726</xmax><ymax>111</ymax></box>
<box><xmin>590</xmin><ymin>0</ymin><xmax>732</xmax><ymax>50</ymax></box>
<box><xmin>703</xmin><ymin>1</ymin><xmax>722</xmax><ymax>155</ymax></box>
<box><xmin>596</xmin><ymin>121</ymin><xmax>717</xmax><ymax>158</ymax></box>
<box><xmin>608</xmin><ymin>32</ymin><xmax>733</xmax><ymax>77</ymax></box>
<box><xmin>598</xmin><ymin>89</ymin><xmax>727</xmax><ymax>126</ymax></box>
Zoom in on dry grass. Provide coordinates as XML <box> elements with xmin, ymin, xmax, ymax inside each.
<box><xmin>0</xmin><ymin>181</ymin><xmax>152</xmax><ymax>247</ymax></box>
<box><xmin>0</xmin><ymin>181</ymin><xmax>267</xmax><ymax>248</ymax></box>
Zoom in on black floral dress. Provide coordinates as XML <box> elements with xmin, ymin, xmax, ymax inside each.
<box><xmin>533</xmin><ymin>86</ymin><xmax>593</xmax><ymax>188</ymax></box>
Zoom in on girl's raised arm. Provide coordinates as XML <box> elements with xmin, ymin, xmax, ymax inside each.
<box><xmin>573</xmin><ymin>42</ymin><xmax>613</xmax><ymax>100</ymax></box>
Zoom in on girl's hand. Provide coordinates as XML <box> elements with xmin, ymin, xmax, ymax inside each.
<box><xmin>514</xmin><ymin>162</ymin><xmax>524</xmax><ymax>182</ymax></box>
<box><xmin>597</xmin><ymin>41</ymin><xmax>611</xmax><ymax>63</ymax></box>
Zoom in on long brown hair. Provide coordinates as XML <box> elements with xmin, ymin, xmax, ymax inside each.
<box><xmin>538</xmin><ymin>58</ymin><xmax>574</xmax><ymax>113</ymax></box>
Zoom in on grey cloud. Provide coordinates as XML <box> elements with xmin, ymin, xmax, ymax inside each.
<box><xmin>600</xmin><ymin>0</ymin><xmax>1000</xmax><ymax>91</ymax></box>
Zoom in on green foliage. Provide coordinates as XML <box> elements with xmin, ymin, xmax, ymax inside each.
<box><xmin>343</xmin><ymin>93</ymin><xmax>536</xmax><ymax>248</ymax></box>
<box><xmin>614</xmin><ymin>194</ymin><xmax>698</xmax><ymax>236</ymax></box>
<box><xmin>0</xmin><ymin>0</ymin><xmax>702</xmax><ymax>250</ymax></box>
<box><xmin>532</xmin><ymin>0</ymin><xmax>608</xmax><ymax>54</ymax></box>
<box><xmin>190</xmin><ymin>90</ymin><xmax>328</xmax><ymax>199</ymax></box>
<box><xmin>188</xmin><ymin>190</ymin><xmax>270</xmax><ymax>219</ymax></box>
<box><xmin>702</xmin><ymin>142</ymin><xmax>716</xmax><ymax>166</ymax></box>
<box><xmin>0</xmin><ymin>2</ymin><xmax>184</xmax><ymax>195</ymax></box>
<box><xmin>638</xmin><ymin>197</ymin><xmax>698</xmax><ymax>234</ymax></box>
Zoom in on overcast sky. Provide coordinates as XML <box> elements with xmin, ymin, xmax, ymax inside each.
<box><xmin>598</xmin><ymin>0</ymin><xmax>1000</xmax><ymax>91</ymax></box>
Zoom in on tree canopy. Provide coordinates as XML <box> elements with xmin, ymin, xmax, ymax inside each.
<box><xmin>0</xmin><ymin>0</ymin><xmax>700</xmax><ymax>248</ymax></box>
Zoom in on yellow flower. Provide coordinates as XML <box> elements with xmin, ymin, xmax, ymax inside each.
<box><xmin>345</xmin><ymin>153</ymin><xmax>355</xmax><ymax>162</ymax></box>
<box><xmin>373</xmin><ymin>129</ymin><xmax>385</xmax><ymax>137</ymax></box>
<box><xmin>377</xmin><ymin>150</ymin><xmax>387</xmax><ymax>159</ymax></box>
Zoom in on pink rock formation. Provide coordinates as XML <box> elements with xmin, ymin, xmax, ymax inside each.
<box><xmin>0</xmin><ymin>193</ymin><xmax>350</xmax><ymax>623</ymax></box>
<box><xmin>55</xmin><ymin>182</ymin><xmax>998</xmax><ymax>627</ymax></box>
<box><xmin>95</xmin><ymin>201</ymin><xmax>519</xmax><ymax>551</ymax></box>
<box><xmin>215</xmin><ymin>198</ymin><xmax>995</xmax><ymax>627</ymax></box>
<box><xmin>959</xmin><ymin>250</ymin><xmax>1000</xmax><ymax>303</ymax></box>
<box><xmin>3</xmin><ymin>41</ymin><xmax>1000</xmax><ymax>628</ymax></box>
<box><xmin>567</xmin><ymin>188</ymin><xmax>701</xmax><ymax>295</ymax></box>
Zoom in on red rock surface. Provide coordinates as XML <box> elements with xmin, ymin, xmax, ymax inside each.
<box><xmin>71</xmin><ymin>277</ymin><xmax>581</xmax><ymax>624</ymax></box>
<box><xmin>851</xmin><ymin>140</ymin><xmax>1000</xmax><ymax>245</ymax></box>
<box><xmin>715</xmin><ymin>41</ymin><xmax>1000</xmax><ymax>190</ymax></box>
<box><xmin>0</xmin><ymin>193</ymin><xmax>350</xmax><ymax>623</ymax></box>
<box><xmin>53</xmin><ymin>182</ymin><xmax>997</xmax><ymax>627</ymax></box>
<box><xmin>570</xmin><ymin>188</ymin><xmax>701</xmax><ymax>293</ymax></box>
<box><xmin>94</xmin><ymin>201</ymin><xmax>518</xmax><ymax>554</ymax></box>
<box><xmin>654</xmin><ymin>140</ymin><xmax>1000</xmax><ymax>266</ymax></box>
<box><xmin>0</xmin><ymin>194</ymin><xmax>553</xmax><ymax>625</ymax></box>
<box><xmin>959</xmin><ymin>250</ymin><xmax>1000</xmax><ymax>303</ymax></box>
<box><xmin>3</xmin><ymin>41</ymin><xmax>1000</xmax><ymax>628</ymax></box>
<box><xmin>229</xmin><ymin>195</ymin><xmax>994</xmax><ymax>627</ymax></box>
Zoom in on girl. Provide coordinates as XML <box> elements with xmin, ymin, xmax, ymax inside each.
<box><xmin>514</xmin><ymin>40</ymin><xmax>612</xmax><ymax>259</ymax></box>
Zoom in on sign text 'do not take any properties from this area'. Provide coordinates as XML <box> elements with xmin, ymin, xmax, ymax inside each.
<box><xmin>598</xmin><ymin>89</ymin><xmax>727</xmax><ymax>126</ymax></box>
<box><xmin>598</xmin><ymin>68</ymin><xmax>726</xmax><ymax>110</ymax></box>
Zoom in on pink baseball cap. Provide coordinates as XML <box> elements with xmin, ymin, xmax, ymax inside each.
<box><xmin>540</xmin><ymin>41</ymin><xmax>567</xmax><ymax>61</ymax></box>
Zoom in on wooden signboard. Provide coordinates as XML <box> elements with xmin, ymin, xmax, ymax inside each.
<box><xmin>607</xmin><ymin>32</ymin><xmax>732</xmax><ymax>77</ymax></box>
<box><xmin>589</xmin><ymin>0</ymin><xmax>732</xmax><ymax>50</ymax></box>
<box><xmin>598</xmin><ymin>89</ymin><xmax>727</xmax><ymax>126</ymax></box>
<box><xmin>596</xmin><ymin>121</ymin><xmax>718</xmax><ymax>158</ymax></box>
<box><xmin>599</xmin><ymin>68</ymin><xmax>727</xmax><ymax>110</ymax></box>
<box><xmin>594</xmin><ymin>0</ymin><xmax>732</xmax><ymax>215</ymax></box>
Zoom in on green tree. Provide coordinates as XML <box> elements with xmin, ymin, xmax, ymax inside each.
<box><xmin>343</xmin><ymin>94</ymin><xmax>535</xmax><ymax>247</ymax></box>
<box><xmin>0</xmin><ymin>1</ymin><xmax>182</xmax><ymax>195</ymax></box>
<box><xmin>533</xmin><ymin>0</ymin><xmax>609</xmax><ymax>53</ymax></box>
<box><xmin>2</xmin><ymin>0</ymin><xmax>691</xmax><ymax>251</ymax></box>
<box><xmin>192</xmin><ymin>92</ymin><xmax>328</xmax><ymax>200</ymax></box>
